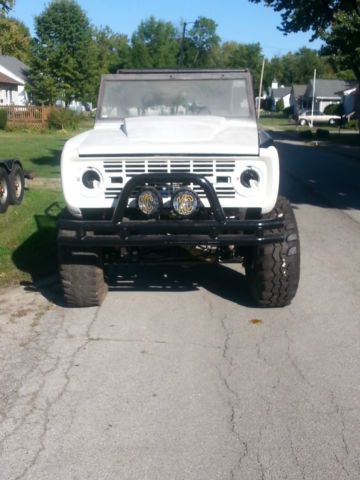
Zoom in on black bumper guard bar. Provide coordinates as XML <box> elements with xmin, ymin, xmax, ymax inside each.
<box><xmin>57</xmin><ymin>173</ymin><xmax>284</xmax><ymax>247</ymax></box>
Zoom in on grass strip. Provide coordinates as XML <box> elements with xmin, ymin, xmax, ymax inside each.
<box><xmin>0</xmin><ymin>188</ymin><xmax>65</xmax><ymax>287</ymax></box>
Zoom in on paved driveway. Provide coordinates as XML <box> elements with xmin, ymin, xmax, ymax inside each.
<box><xmin>1</xmin><ymin>140</ymin><xmax>360</xmax><ymax>480</ymax></box>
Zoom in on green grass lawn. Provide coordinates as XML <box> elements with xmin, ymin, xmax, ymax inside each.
<box><xmin>0</xmin><ymin>117</ymin><xmax>94</xmax><ymax>178</ymax></box>
<box><xmin>0</xmin><ymin>188</ymin><xmax>65</xmax><ymax>286</ymax></box>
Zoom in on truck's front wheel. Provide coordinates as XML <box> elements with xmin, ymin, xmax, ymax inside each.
<box><xmin>59</xmin><ymin>247</ymin><xmax>108</xmax><ymax>307</ymax></box>
<box><xmin>245</xmin><ymin>196</ymin><xmax>300</xmax><ymax>307</ymax></box>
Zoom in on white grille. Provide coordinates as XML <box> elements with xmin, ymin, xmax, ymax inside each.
<box><xmin>102</xmin><ymin>158</ymin><xmax>236</xmax><ymax>199</ymax></box>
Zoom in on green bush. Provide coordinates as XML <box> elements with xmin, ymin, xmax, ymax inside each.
<box><xmin>0</xmin><ymin>109</ymin><xmax>7</xmax><ymax>130</ymax></box>
<box><xmin>260</xmin><ymin>98</ymin><xmax>272</xmax><ymax>111</ymax></box>
<box><xmin>343</xmin><ymin>119</ymin><xmax>359</xmax><ymax>130</ymax></box>
<box><xmin>276</xmin><ymin>98</ymin><xmax>284</xmax><ymax>112</ymax></box>
<box><xmin>324</xmin><ymin>103</ymin><xmax>343</xmax><ymax>116</ymax></box>
<box><xmin>47</xmin><ymin>107</ymin><xmax>81</xmax><ymax>130</ymax></box>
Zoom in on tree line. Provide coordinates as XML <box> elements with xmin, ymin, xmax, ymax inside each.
<box><xmin>0</xmin><ymin>0</ymin><xmax>358</xmax><ymax>106</ymax></box>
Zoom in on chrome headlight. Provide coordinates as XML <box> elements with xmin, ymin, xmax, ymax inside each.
<box><xmin>240</xmin><ymin>168</ymin><xmax>260</xmax><ymax>189</ymax></box>
<box><xmin>82</xmin><ymin>168</ymin><xmax>102</xmax><ymax>190</ymax></box>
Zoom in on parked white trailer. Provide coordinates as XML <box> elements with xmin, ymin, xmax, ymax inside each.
<box><xmin>0</xmin><ymin>158</ymin><xmax>26</xmax><ymax>214</ymax></box>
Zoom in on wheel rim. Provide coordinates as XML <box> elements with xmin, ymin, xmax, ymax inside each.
<box><xmin>0</xmin><ymin>177</ymin><xmax>8</xmax><ymax>205</ymax></box>
<box><xmin>13</xmin><ymin>173</ymin><xmax>22</xmax><ymax>199</ymax></box>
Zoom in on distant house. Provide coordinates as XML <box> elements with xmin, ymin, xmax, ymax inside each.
<box><xmin>290</xmin><ymin>84</ymin><xmax>307</xmax><ymax>115</ymax></box>
<box><xmin>336</xmin><ymin>84</ymin><xmax>359</xmax><ymax>118</ymax></box>
<box><xmin>267</xmin><ymin>79</ymin><xmax>291</xmax><ymax>111</ymax></box>
<box><xmin>302</xmin><ymin>79</ymin><xmax>355</xmax><ymax>113</ymax></box>
<box><xmin>0</xmin><ymin>54</ymin><xmax>28</xmax><ymax>106</ymax></box>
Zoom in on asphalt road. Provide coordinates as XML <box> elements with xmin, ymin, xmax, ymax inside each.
<box><xmin>1</xmin><ymin>140</ymin><xmax>360</xmax><ymax>480</ymax></box>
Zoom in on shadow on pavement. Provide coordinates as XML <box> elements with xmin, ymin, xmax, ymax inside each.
<box><xmin>105</xmin><ymin>262</ymin><xmax>253</xmax><ymax>308</ymax></box>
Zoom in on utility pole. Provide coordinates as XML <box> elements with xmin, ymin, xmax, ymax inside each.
<box><xmin>310</xmin><ymin>68</ymin><xmax>316</xmax><ymax>128</ymax></box>
<box><xmin>257</xmin><ymin>57</ymin><xmax>265</xmax><ymax>120</ymax></box>
<box><xmin>179</xmin><ymin>22</ymin><xmax>187</xmax><ymax>69</ymax></box>
<box><xmin>179</xmin><ymin>20</ymin><xmax>198</xmax><ymax>68</ymax></box>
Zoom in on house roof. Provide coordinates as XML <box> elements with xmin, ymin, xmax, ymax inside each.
<box><xmin>292</xmin><ymin>84</ymin><xmax>306</xmax><ymax>98</ymax></box>
<box><xmin>0</xmin><ymin>55</ymin><xmax>28</xmax><ymax>83</ymax></box>
<box><xmin>272</xmin><ymin>87</ymin><xmax>291</xmax><ymax>98</ymax></box>
<box><xmin>304</xmin><ymin>79</ymin><xmax>356</xmax><ymax>99</ymax></box>
<box><xmin>0</xmin><ymin>72</ymin><xmax>19</xmax><ymax>85</ymax></box>
<box><xmin>335</xmin><ymin>84</ymin><xmax>359</xmax><ymax>95</ymax></box>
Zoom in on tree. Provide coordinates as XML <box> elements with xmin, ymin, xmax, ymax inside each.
<box><xmin>322</xmin><ymin>9</ymin><xmax>360</xmax><ymax>81</ymax></box>
<box><xmin>131</xmin><ymin>17</ymin><xmax>178</xmax><ymax>68</ymax></box>
<box><xmin>220</xmin><ymin>41</ymin><xmax>263</xmax><ymax>89</ymax></box>
<box><xmin>0</xmin><ymin>0</ymin><xmax>15</xmax><ymax>15</ymax></box>
<box><xmin>27</xmin><ymin>0</ymin><xmax>99</xmax><ymax>105</ymax></box>
<box><xmin>249</xmin><ymin>0</ymin><xmax>360</xmax><ymax>127</ymax></box>
<box><xmin>0</xmin><ymin>17</ymin><xmax>30</xmax><ymax>62</ymax></box>
<box><xmin>248</xmin><ymin>1</ymin><xmax>360</xmax><ymax>79</ymax></box>
<box><xmin>93</xmin><ymin>26</ymin><xmax>131</xmax><ymax>73</ymax></box>
<box><xmin>186</xmin><ymin>17</ymin><xmax>221</xmax><ymax>67</ymax></box>
<box><xmin>269</xmin><ymin>48</ymin><xmax>335</xmax><ymax>87</ymax></box>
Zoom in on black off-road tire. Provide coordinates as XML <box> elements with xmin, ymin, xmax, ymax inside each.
<box><xmin>245</xmin><ymin>196</ymin><xmax>300</xmax><ymax>307</ymax></box>
<box><xmin>8</xmin><ymin>163</ymin><xmax>25</xmax><ymax>205</ymax></box>
<box><xmin>59</xmin><ymin>247</ymin><xmax>108</xmax><ymax>307</ymax></box>
<box><xmin>0</xmin><ymin>167</ymin><xmax>10</xmax><ymax>214</ymax></box>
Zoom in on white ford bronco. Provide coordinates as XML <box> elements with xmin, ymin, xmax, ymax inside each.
<box><xmin>58</xmin><ymin>70</ymin><xmax>300</xmax><ymax>307</ymax></box>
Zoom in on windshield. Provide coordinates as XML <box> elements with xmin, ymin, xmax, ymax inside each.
<box><xmin>99</xmin><ymin>79</ymin><xmax>251</xmax><ymax>119</ymax></box>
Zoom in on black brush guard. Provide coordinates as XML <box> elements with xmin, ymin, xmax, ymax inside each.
<box><xmin>57</xmin><ymin>173</ymin><xmax>284</xmax><ymax>247</ymax></box>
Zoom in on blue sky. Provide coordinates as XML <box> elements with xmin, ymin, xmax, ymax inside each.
<box><xmin>11</xmin><ymin>0</ymin><xmax>323</xmax><ymax>59</ymax></box>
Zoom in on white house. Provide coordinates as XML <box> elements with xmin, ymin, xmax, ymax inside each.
<box><xmin>336</xmin><ymin>85</ymin><xmax>359</xmax><ymax>118</ymax></box>
<box><xmin>302</xmin><ymin>79</ymin><xmax>356</xmax><ymax>112</ymax></box>
<box><xmin>0</xmin><ymin>54</ymin><xmax>28</xmax><ymax>106</ymax></box>
<box><xmin>267</xmin><ymin>79</ymin><xmax>291</xmax><ymax>111</ymax></box>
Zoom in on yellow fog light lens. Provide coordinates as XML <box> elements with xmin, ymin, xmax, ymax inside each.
<box><xmin>172</xmin><ymin>188</ymin><xmax>199</xmax><ymax>217</ymax></box>
<box><xmin>137</xmin><ymin>187</ymin><xmax>162</xmax><ymax>217</ymax></box>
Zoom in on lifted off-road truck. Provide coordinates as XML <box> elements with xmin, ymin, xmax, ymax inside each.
<box><xmin>57</xmin><ymin>70</ymin><xmax>300</xmax><ymax>308</ymax></box>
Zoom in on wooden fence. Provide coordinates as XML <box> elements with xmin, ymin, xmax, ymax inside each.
<box><xmin>0</xmin><ymin>105</ymin><xmax>53</xmax><ymax>129</ymax></box>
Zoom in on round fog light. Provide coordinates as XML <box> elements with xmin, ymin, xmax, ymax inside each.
<box><xmin>172</xmin><ymin>188</ymin><xmax>199</xmax><ymax>217</ymax></box>
<box><xmin>82</xmin><ymin>169</ymin><xmax>102</xmax><ymax>189</ymax></box>
<box><xmin>137</xmin><ymin>187</ymin><xmax>162</xmax><ymax>217</ymax></box>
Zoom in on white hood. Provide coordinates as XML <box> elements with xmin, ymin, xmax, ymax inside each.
<box><xmin>79</xmin><ymin>116</ymin><xmax>259</xmax><ymax>156</ymax></box>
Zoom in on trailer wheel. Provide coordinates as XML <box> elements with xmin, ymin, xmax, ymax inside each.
<box><xmin>0</xmin><ymin>167</ymin><xmax>10</xmax><ymax>214</ymax></box>
<box><xmin>245</xmin><ymin>196</ymin><xmax>300</xmax><ymax>307</ymax></box>
<box><xmin>9</xmin><ymin>163</ymin><xmax>25</xmax><ymax>205</ymax></box>
<box><xmin>59</xmin><ymin>247</ymin><xmax>108</xmax><ymax>308</ymax></box>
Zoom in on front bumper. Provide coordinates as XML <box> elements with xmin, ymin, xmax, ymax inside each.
<box><xmin>57</xmin><ymin>173</ymin><xmax>284</xmax><ymax>247</ymax></box>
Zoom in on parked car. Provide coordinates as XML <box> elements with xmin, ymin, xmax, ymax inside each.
<box><xmin>297</xmin><ymin>109</ymin><xmax>341</xmax><ymax>126</ymax></box>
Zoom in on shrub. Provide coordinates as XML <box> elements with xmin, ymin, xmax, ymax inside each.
<box><xmin>261</xmin><ymin>98</ymin><xmax>272</xmax><ymax>111</ymax></box>
<box><xmin>0</xmin><ymin>109</ymin><xmax>7</xmax><ymax>130</ymax></box>
<box><xmin>276</xmin><ymin>98</ymin><xmax>284</xmax><ymax>112</ymax></box>
<box><xmin>324</xmin><ymin>103</ymin><xmax>343</xmax><ymax>116</ymax></box>
<box><xmin>343</xmin><ymin>119</ymin><xmax>359</xmax><ymax>130</ymax></box>
<box><xmin>47</xmin><ymin>107</ymin><xmax>81</xmax><ymax>130</ymax></box>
